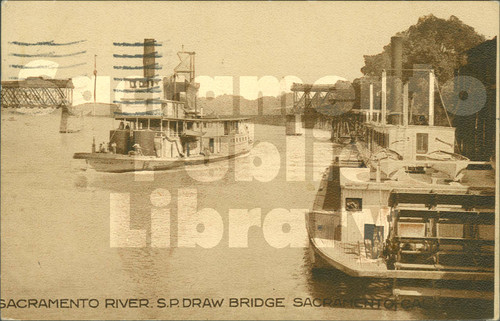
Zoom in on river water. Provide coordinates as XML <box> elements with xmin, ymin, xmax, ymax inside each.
<box><xmin>1</xmin><ymin>110</ymin><xmax>492</xmax><ymax>319</ymax></box>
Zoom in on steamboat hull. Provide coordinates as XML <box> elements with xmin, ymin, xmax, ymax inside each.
<box><xmin>307</xmin><ymin>232</ymin><xmax>493</xmax><ymax>281</ymax></box>
<box><xmin>307</xmin><ymin>162</ymin><xmax>495</xmax><ymax>300</ymax></box>
<box><xmin>74</xmin><ymin>149</ymin><xmax>250</xmax><ymax>173</ymax></box>
<box><xmin>307</xmin><ymin>236</ymin><xmax>494</xmax><ymax>300</ymax></box>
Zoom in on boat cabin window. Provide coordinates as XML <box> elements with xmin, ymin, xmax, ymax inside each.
<box><xmin>416</xmin><ymin>133</ymin><xmax>428</xmax><ymax>154</ymax></box>
<box><xmin>187</xmin><ymin>122</ymin><xmax>193</xmax><ymax>130</ymax></box>
<box><xmin>150</xmin><ymin>119</ymin><xmax>161</xmax><ymax>129</ymax></box>
<box><xmin>346</xmin><ymin>198</ymin><xmax>362</xmax><ymax>211</ymax></box>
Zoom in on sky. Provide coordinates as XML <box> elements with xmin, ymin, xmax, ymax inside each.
<box><xmin>1</xmin><ymin>1</ymin><xmax>498</xmax><ymax>101</ymax></box>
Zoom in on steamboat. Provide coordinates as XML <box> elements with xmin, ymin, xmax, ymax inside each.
<box><xmin>306</xmin><ymin>37</ymin><xmax>495</xmax><ymax>299</ymax></box>
<box><xmin>74</xmin><ymin>40</ymin><xmax>252</xmax><ymax>172</ymax></box>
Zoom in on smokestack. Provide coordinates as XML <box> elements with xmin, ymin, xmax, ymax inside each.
<box><xmin>403</xmin><ymin>82</ymin><xmax>409</xmax><ymax>126</ymax></box>
<box><xmin>381</xmin><ymin>70</ymin><xmax>387</xmax><ymax>125</ymax></box>
<box><xmin>143</xmin><ymin>39</ymin><xmax>156</xmax><ymax>112</ymax></box>
<box><xmin>369</xmin><ymin>82</ymin><xmax>374</xmax><ymax>122</ymax></box>
<box><xmin>429</xmin><ymin>70</ymin><xmax>435</xmax><ymax>126</ymax></box>
<box><xmin>143</xmin><ymin>39</ymin><xmax>156</xmax><ymax>80</ymax></box>
<box><xmin>390</xmin><ymin>36</ymin><xmax>403</xmax><ymax>125</ymax></box>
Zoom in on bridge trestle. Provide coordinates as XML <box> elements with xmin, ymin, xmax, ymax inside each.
<box><xmin>1</xmin><ymin>77</ymin><xmax>73</xmax><ymax>109</ymax></box>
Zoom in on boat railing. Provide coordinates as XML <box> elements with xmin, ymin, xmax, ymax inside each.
<box><xmin>163</xmin><ymin>130</ymin><xmax>180</xmax><ymax>138</ymax></box>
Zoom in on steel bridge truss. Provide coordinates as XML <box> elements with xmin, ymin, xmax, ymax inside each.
<box><xmin>291</xmin><ymin>83</ymin><xmax>343</xmax><ymax>114</ymax></box>
<box><xmin>1</xmin><ymin>86</ymin><xmax>73</xmax><ymax>109</ymax></box>
<box><xmin>291</xmin><ymin>83</ymin><xmax>358</xmax><ymax>134</ymax></box>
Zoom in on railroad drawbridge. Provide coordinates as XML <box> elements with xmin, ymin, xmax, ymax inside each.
<box><xmin>289</xmin><ymin>82</ymin><xmax>360</xmax><ymax>142</ymax></box>
<box><xmin>1</xmin><ymin>77</ymin><xmax>73</xmax><ymax>109</ymax></box>
<box><xmin>1</xmin><ymin>77</ymin><xmax>78</xmax><ymax>132</ymax></box>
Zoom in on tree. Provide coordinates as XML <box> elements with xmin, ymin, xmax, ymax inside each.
<box><xmin>360</xmin><ymin>14</ymin><xmax>486</xmax><ymax>83</ymax></box>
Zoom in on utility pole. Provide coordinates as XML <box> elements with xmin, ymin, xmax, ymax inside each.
<box><xmin>93</xmin><ymin>54</ymin><xmax>97</xmax><ymax>116</ymax></box>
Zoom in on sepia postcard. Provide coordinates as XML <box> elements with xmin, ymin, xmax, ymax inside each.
<box><xmin>1</xmin><ymin>1</ymin><xmax>499</xmax><ymax>320</ymax></box>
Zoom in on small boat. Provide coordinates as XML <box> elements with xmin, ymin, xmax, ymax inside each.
<box><xmin>74</xmin><ymin>41</ymin><xmax>253</xmax><ymax>172</ymax></box>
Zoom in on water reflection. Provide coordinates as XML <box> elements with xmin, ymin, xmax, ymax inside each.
<box><xmin>1</xmin><ymin>111</ymin><xmax>493</xmax><ymax>319</ymax></box>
